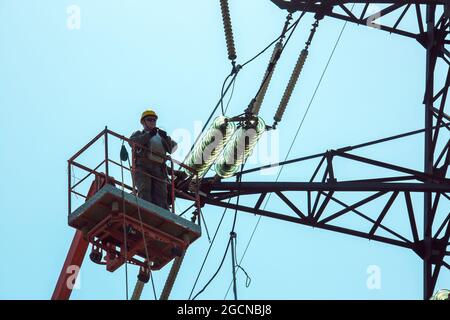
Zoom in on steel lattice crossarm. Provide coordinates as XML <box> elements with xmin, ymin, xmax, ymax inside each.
<box><xmin>262</xmin><ymin>0</ymin><xmax>450</xmax><ymax>299</ymax></box>
<box><xmin>197</xmin><ymin>139</ymin><xmax>450</xmax><ymax>298</ymax></box>
<box><xmin>173</xmin><ymin>0</ymin><xmax>450</xmax><ymax>299</ymax></box>
<box><xmin>200</xmin><ymin>144</ymin><xmax>450</xmax><ymax>232</ymax></box>
<box><xmin>195</xmin><ymin>133</ymin><xmax>450</xmax><ymax>298</ymax></box>
<box><xmin>272</xmin><ymin>1</ymin><xmax>450</xmax><ymax>59</ymax></box>
<box><xmin>272</xmin><ymin>2</ymin><xmax>448</xmax><ymax>36</ymax></box>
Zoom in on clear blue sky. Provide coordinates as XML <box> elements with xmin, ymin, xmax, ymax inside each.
<box><xmin>0</xmin><ymin>0</ymin><xmax>448</xmax><ymax>299</ymax></box>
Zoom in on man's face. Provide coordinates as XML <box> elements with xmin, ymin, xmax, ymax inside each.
<box><xmin>143</xmin><ymin>116</ymin><xmax>156</xmax><ymax>130</ymax></box>
<box><xmin>143</xmin><ymin>116</ymin><xmax>157</xmax><ymax>130</ymax></box>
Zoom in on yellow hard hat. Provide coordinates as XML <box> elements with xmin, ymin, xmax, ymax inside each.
<box><xmin>140</xmin><ymin>109</ymin><xmax>158</xmax><ymax>122</ymax></box>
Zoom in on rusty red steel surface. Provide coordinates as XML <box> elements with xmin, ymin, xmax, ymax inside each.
<box><xmin>53</xmin><ymin>174</ymin><xmax>111</xmax><ymax>300</ymax></box>
<box><xmin>54</xmin><ymin>128</ymin><xmax>201</xmax><ymax>299</ymax></box>
<box><xmin>86</xmin><ymin>213</ymin><xmax>188</xmax><ymax>272</ymax></box>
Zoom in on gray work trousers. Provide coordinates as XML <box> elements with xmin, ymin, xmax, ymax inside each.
<box><xmin>134</xmin><ymin>162</ymin><xmax>169</xmax><ymax>209</ymax></box>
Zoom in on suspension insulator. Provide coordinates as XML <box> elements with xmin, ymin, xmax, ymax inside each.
<box><xmin>220</xmin><ymin>0</ymin><xmax>237</xmax><ymax>61</ymax></box>
<box><xmin>274</xmin><ymin>49</ymin><xmax>308</xmax><ymax>124</ymax></box>
<box><xmin>252</xmin><ymin>41</ymin><xmax>283</xmax><ymax>115</ymax></box>
<box><xmin>215</xmin><ymin>117</ymin><xmax>265</xmax><ymax>178</ymax></box>
<box><xmin>184</xmin><ymin>116</ymin><xmax>236</xmax><ymax>178</ymax></box>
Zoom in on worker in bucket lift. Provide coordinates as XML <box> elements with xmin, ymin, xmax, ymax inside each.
<box><xmin>129</xmin><ymin>109</ymin><xmax>178</xmax><ymax>209</ymax></box>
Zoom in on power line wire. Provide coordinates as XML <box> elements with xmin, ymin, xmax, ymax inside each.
<box><xmin>180</xmin><ymin>69</ymin><xmax>240</xmax><ymax>168</ymax></box>
<box><xmin>188</xmin><ymin>2</ymin><xmax>311</xmax><ymax>300</ymax></box>
<box><xmin>224</xmin><ymin>75</ymin><xmax>237</xmax><ymax>115</ymax></box>
<box><xmin>224</xmin><ymin>8</ymin><xmax>354</xmax><ymax>299</ymax></box>
<box><xmin>190</xmin><ymin>165</ymin><xmax>244</xmax><ymax>300</ymax></box>
<box><xmin>247</xmin><ymin>12</ymin><xmax>305</xmax><ymax>114</ymax></box>
<box><xmin>221</xmin><ymin>72</ymin><xmax>237</xmax><ymax>115</ymax></box>
<box><xmin>120</xmin><ymin>148</ymin><xmax>129</xmax><ymax>300</ymax></box>
<box><xmin>241</xmin><ymin>12</ymin><xmax>306</xmax><ymax>68</ymax></box>
<box><xmin>229</xmin><ymin>165</ymin><xmax>244</xmax><ymax>300</ymax></box>
<box><xmin>188</xmin><ymin>200</ymin><xmax>231</xmax><ymax>299</ymax></box>
<box><xmin>200</xmin><ymin>208</ymin><xmax>212</xmax><ymax>243</ymax></box>
<box><xmin>181</xmin><ymin>9</ymin><xmax>308</xmax><ymax>168</ymax></box>
<box><xmin>191</xmin><ymin>237</ymin><xmax>232</xmax><ymax>300</ymax></box>
<box><xmin>127</xmin><ymin>157</ymin><xmax>158</xmax><ymax>300</ymax></box>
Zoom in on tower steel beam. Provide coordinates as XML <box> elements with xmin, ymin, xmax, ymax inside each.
<box><xmin>192</xmin><ymin>1</ymin><xmax>450</xmax><ymax>299</ymax></box>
